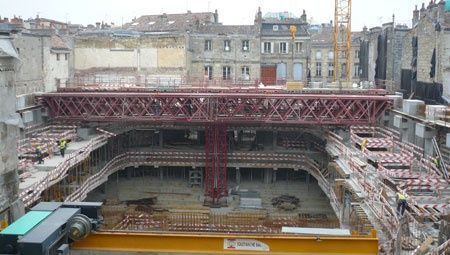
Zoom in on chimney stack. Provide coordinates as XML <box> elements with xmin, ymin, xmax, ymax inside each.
<box><xmin>301</xmin><ymin>9</ymin><xmax>307</xmax><ymax>23</ymax></box>
<box><xmin>429</xmin><ymin>0</ymin><xmax>438</xmax><ymax>20</ymax></box>
<box><xmin>213</xmin><ymin>9</ymin><xmax>218</xmax><ymax>23</ymax></box>
<box><xmin>420</xmin><ymin>3</ymin><xmax>427</xmax><ymax>18</ymax></box>
<box><xmin>413</xmin><ymin>5</ymin><xmax>420</xmax><ymax>25</ymax></box>
<box><xmin>437</xmin><ymin>0</ymin><xmax>445</xmax><ymax>23</ymax></box>
<box><xmin>254</xmin><ymin>7</ymin><xmax>262</xmax><ymax>24</ymax></box>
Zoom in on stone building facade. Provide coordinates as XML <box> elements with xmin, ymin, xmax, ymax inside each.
<box><xmin>256</xmin><ymin>9</ymin><xmax>311</xmax><ymax>84</ymax></box>
<box><xmin>73</xmin><ymin>11</ymin><xmax>219</xmax><ymax>85</ymax></box>
<box><xmin>360</xmin><ymin>23</ymin><xmax>409</xmax><ymax>86</ymax></box>
<box><xmin>310</xmin><ymin>24</ymin><xmax>362</xmax><ymax>84</ymax></box>
<box><xmin>399</xmin><ymin>1</ymin><xmax>449</xmax><ymax>103</ymax></box>
<box><xmin>188</xmin><ymin>25</ymin><xmax>260</xmax><ymax>82</ymax></box>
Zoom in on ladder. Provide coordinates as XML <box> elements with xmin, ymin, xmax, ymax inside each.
<box><xmin>432</xmin><ymin>137</ymin><xmax>449</xmax><ymax>179</ymax></box>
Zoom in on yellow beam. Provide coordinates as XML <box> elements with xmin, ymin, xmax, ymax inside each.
<box><xmin>72</xmin><ymin>230</ymin><xmax>379</xmax><ymax>254</ymax></box>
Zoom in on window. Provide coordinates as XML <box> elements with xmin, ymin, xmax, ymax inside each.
<box><xmin>328</xmin><ymin>51</ymin><xmax>334</xmax><ymax>60</ymax></box>
<box><xmin>242</xmin><ymin>40</ymin><xmax>249</xmax><ymax>51</ymax></box>
<box><xmin>204</xmin><ymin>66</ymin><xmax>213</xmax><ymax>80</ymax></box>
<box><xmin>355</xmin><ymin>50</ymin><xmax>360</xmax><ymax>59</ymax></box>
<box><xmin>341</xmin><ymin>63</ymin><xmax>347</xmax><ymax>78</ymax></box>
<box><xmin>241</xmin><ymin>66</ymin><xmax>250</xmax><ymax>80</ymax></box>
<box><xmin>354</xmin><ymin>64</ymin><xmax>359</xmax><ymax>78</ymax></box>
<box><xmin>55</xmin><ymin>78</ymin><xmax>61</xmax><ymax>87</ymax></box>
<box><xmin>64</xmin><ymin>53</ymin><xmax>68</xmax><ymax>60</ymax></box>
<box><xmin>224</xmin><ymin>40</ymin><xmax>231</xmax><ymax>51</ymax></box>
<box><xmin>263</xmin><ymin>42</ymin><xmax>272</xmax><ymax>53</ymax></box>
<box><xmin>279</xmin><ymin>42</ymin><xmax>288</xmax><ymax>54</ymax></box>
<box><xmin>204</xmin><ymin>40</ymin><xmax>212</xmax><ymax>51</ymax></box>
<box><xmin>56</xmin><ymin>53</ymin><xmax>60</xmax><ymax>61</ymax></box>
<box><xmin>295</xmin><ymin>42</ymin><xmax>303</xmax><ymax>53</ymax></box>
<box><xmin>16</xmin><ymin>48</ymin><xmax>20</xmax><ymax>54</ymax></box>
<box><xmin>328</xmin><ymin>63</ymin><xmax>334</xmax><ymax>77</ymax></box>
<box><xmin>315</xmin><ymin>51</ymin><xmax>322</xmax><ymax>60</ymax></box>
<box><xmin>273</xmin><ymin>25</ymin><xmax>279</xmax><ymax>31</ymax></box>
<box><xmin>315</xmin><ymin>63</ymin><xmax>322</xmax><ymax>77</ymax></box>
<box><xmin>223</xmin><ymin>66</ymin><xmax>231</xmax><ymax>80</ymax></box>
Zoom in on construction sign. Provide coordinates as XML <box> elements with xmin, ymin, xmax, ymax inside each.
<box><xmin>223</xmin><ymin>238</ymin><xmax>270</xmax><ymax>251</ymax></box>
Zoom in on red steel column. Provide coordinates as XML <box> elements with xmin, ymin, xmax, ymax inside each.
<box><xmin>204</xmin><ymin>124</ymin><xmax>228</xmax><ymax>206</ymax></box>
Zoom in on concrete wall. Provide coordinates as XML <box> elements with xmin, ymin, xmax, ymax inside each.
<box><xmin>189</xmin><ymin>34</ymin><xmax>261</xmax><ymax>81</ymax></box>
<box><xmin>0</xmin><ymin>53</ymin><xmax>20</xmax><ymax>220</ymax></box>
<box><xmin>391</xmin><ymin>28</ymin><xmax>409</xmax><ymax>85</ymax></box>
<box><xmin>74</xmin><ymin>34</ymin><xmax>187</xmax><ymax>77</ymax></box>
<box><xmin>12</xmin><ymin>33</ymin><xmax>46</xmax><ymax>95</ymax></box>
<box><xmin>43</xmin><ymin>50</ymin><xmax>70</xmax><ymax>92</ymax></box>
<box><xmin>443</xmin><ymin>33</ymin><xmax>450</xmax><ymax>97</ymax></box>
<box><xmin>367</xmin><ymin>28</ymin><xmax>381</xmax><ymax>82</ymax></box>
<box><xmin>415</xmin><ymin>18</ymin><xmax>440</xmax><ymax>84</ymax></box>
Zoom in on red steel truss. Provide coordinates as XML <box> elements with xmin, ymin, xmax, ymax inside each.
<box><xmin>39</xmin><ymin>92</ymin><xmax>391</xmax><ymax>125</ymax></box>
<box><xmin>204</xmin><ymin>124</ymin><xmax>228</xmax><ymax>205</ymax></box>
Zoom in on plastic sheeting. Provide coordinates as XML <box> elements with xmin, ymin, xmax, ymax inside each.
<box><xmin>0</xmin><ymin>38</ymin><xmax>19</xmax><ymax>59</ymax></box>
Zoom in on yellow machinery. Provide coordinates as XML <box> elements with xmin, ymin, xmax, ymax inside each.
<box><xmin>333</xmin><ymin>0</ymin><xmax>353</xmax><ymax>82</ymax></box>
<box><xmin>71</xmin><ymin>230</ymin><xmax>379</xmax><ymax>254</ymax></box>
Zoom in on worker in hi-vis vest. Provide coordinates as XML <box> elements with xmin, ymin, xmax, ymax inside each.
<box><xmin>396</xmin><ymin>189</ymin><xmax>408</xmax><ymax>217</ymax></box>
<box><xmin>59</xmin><ymin>139</ymin><xmax>67</xmax><ymax>157</ymax></box>
<box><xmin>361</xmin><ymin>138</ymin><xmax>368</xmax><ymax>152</ymax></box>
<box><xmin>35</xmin><ymin>145</ymin><xmax>44</xmax><ymax>164</ymax></box>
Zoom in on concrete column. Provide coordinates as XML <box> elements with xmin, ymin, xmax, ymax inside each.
<box><xmin>159</xmin><ymin>167</ymin><xmax>164</xmax><ymax>180</ymax></box>
<box><xmin>406</xmin><ymin>120</ymin><xmax>416</xmax><ymax>144</ymax></box>
<box><xmin>273</xmin><ymin>131</ymin><xmax>278</xmax><ymax>149</ymax></box>
<box><xmin>424</xmin><ymin>138</ymin><xmax>434</xmax><ymax>156</ymax></box>
<box><xmin>272</xmin><ymin>168</ymin><xmax>277</xmax><ymax>183</ymax></box>
<box><xmin>126</xmin><ymin>168</ymin><xmax>133</xmax><ymax>179</ymax></box>
<box><xmin>306</xmin><ymin>172</ymin><xmax>310</xmax><ymax>192</ymax></box>
<box><xmin>415</xmin><ymin>123</ymin><xmax>436</xmax><ymax>156</ymax></box>
<box><xmin>236</xmin><ymin>168</ymin><xmax>241</xmax><ymax>184</ymax></box>
<box><xmin>264</xmin><ymin>169</ymin><xmax>272</xmax><ymax>184</ymax></box>
<box><xmin>159</xmin><ymin>131</ymin><xmax>163</xmax><ymax>148</ymax></box>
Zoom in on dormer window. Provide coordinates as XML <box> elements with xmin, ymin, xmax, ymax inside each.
<box><xmin>273</xmin><ymin>25</ymin><xmax>279</xmax><ymax>31</ymax></box>
<box><xmin>224</xmin><ymin>40</ymin><xmax>231</xmax><ymax>52</ymax></box>
<box><xmin>242</xmin><ymin>40</ymin><xmax>249</xmax><ymax>51</ymax></box>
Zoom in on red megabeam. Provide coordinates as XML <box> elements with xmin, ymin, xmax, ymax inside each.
<box><xmin>39</xmin><ymin>92</ymin><xmax>391</xmax><ymax>125</ymax></box>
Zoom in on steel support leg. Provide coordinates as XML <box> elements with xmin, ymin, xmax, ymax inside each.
<box><xmin>204</xmin><ymin>124</ymin><xmax>228</xmax><ymax>206</ymax></box>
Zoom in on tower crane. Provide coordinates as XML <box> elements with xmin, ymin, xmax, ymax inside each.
<box><xmin>333</xmin><ymin>0</ymin><xmax>352</xmax><ymax>82</ymax></box>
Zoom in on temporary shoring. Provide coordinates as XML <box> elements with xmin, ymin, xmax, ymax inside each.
<box><xmin>39</xmin><ymin>92</ymin><xmax>391</xmax><ymax>125</ymax></box>
<box><xmin>38</xmin><ymin>90</ymin><xmax>391</xmax><ymax>204</ymax></box>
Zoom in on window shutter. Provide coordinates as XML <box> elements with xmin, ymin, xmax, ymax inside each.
<box><xmin>261</xmin><ymin>42</ymin><xmax>264</xmax><ymax>53</ymax></box>
<box><xmin>271</xmin><ymin>42</ymin><xmax>274</xmax><ymax>53</ymax></box>
<box><xmin>286</xmin><ymin>42</ymin><xmax>289</xmax><ymax>53</ymax></box>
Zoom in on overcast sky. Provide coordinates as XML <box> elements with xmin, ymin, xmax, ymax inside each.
<box><xmin>0</xmin><ymin>0</ymin><xmax>426</xmax><ymax>30</ymax></box>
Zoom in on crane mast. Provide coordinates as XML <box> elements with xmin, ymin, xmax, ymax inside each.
<box><xmin>333</xmin><ymin>0</ymin><xmax>352</xmax><ymax>82</ymax></box>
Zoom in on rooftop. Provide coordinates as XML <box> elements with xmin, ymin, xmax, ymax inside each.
<box><xmin>122</xmin><ymin>11</ymin><xmax>216</xmax><ymax>32</ymax></box>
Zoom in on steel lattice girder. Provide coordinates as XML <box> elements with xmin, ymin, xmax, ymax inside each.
<box><xmin>39</xmin><ymin>92</ymin><xmax>391</xmax><ymax>125</ymax></box>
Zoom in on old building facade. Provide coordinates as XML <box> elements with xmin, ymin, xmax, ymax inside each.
<box><xmin>359</xmin><ymin>23</ymin><xmax>409</xmax><ymax>87</ymax></box>
<box><xmin>188</xmin><ymin>25</ymin><xmax>260</xmax><ymax>83</ymax></box>
<box><xmin>399</xmin><ymin>1</ymin><xmax>449</xmax><ymax>103</ymax></box>
<box><xmin>310</xmin><ymin>24</ymin><xmax>362</xmax><ymax>84</ymax></box>
<box><xmin>256</xmin><ymin>10</ymin><xmax>311</xmax><ymax>85</ymax></box>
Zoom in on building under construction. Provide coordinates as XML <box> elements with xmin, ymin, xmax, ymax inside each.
<box><xmin>0</xmin><ymin>1</ymin><xmax>450</xmax><ymax>255</ymax></box>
